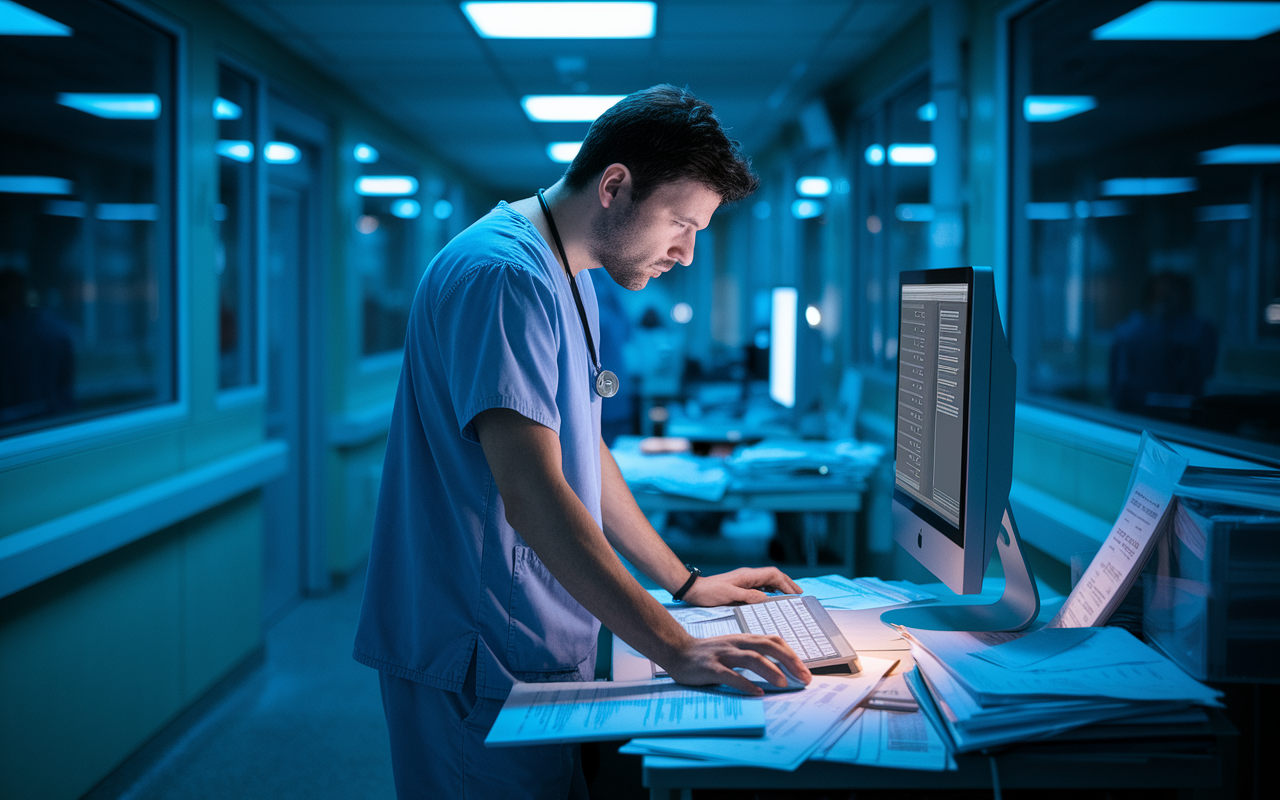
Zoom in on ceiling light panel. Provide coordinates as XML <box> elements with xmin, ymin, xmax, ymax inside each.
<box><xmin>547</xmin><ymin>142</ymin><xmax>582</xmax><ymax>163</ymax></box>
<box><xmin>462</xmin><ymin>2</ymin><xmax>655</xmax><ymax>39</ymax></box>
<box><xmin>1024</xmin><ymin>95</ymin><xmax>1096</xmax><ymax>122</ymax></box>
<box><xmin>1092</xmin><ymin>1</ymin><xmax>1280</xmax><ymax>40</ymax></box>
<box><xmin>522</xmin><ymin>95</ymin><xmax>624</xmax><ymax>122</ymax></box>
<box><xmin>1199</xmin><ymin>144</ymin><xmax>1280</xmax><ymax>164</ymax></box>
<box><xmin>57</xmin><ymin>93</ymin><xmax>161</xmax><ymax>120</ymax></box>
<box><xmin>0</xmin><ymin>0</ymin><xmax>71</xmax><ymax>35</ymax></box>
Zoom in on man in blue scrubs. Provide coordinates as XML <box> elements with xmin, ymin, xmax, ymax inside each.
<box><xmin>354</xmin><ymin>85</ymin><xmax>810</xmax><ymax>799</ymax></box>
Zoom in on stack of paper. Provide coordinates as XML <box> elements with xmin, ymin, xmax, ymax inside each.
<box><xmin>724</xmin><ymin>439</ymin><xmax>885</xmax><ymax>492</ymax></box>
<box><xmin>620</xmin><ymin>658</ymin><xmax>896</xmax><ymax>771</ymax></box>
<box><xmin>902</xmin><ymin>626</ymin><xmax>1224</xmax><ymax>753</ymax></box>
<box><xmin>794</xmin><ymin>575</ymin><xmax>935</xmax><ymax>611</ymax></box>
<box><xmin>609</xmin><ymin>447</ymin><xmax>731</xmax><ymax>502</ymax></box>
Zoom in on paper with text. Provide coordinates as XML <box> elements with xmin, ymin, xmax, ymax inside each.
<box><xmin>815</xmin><ymin>707</ymin><xmax>955</xmax><ymax>771</ymax></box>
<box><xmin>485</xmin><ymin>680</ymin><xmax>764</xmax><ymax>747</ymax></box>
<box><xmin>1048</xmin><ymin>431</ymin><xmax>1188</xmax><ymax>629</ymax></box>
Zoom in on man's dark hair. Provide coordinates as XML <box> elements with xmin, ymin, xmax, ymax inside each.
<box><xmin>563</xmin><ymin>84</ymin><xmax>759</xmax><ymax>205</ymax></box>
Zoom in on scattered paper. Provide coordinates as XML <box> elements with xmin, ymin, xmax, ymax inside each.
<box><xmin>863</xmin><ymin>672</ymin><xmax>919</xmax><ymax>711</ymax></box>
<box><xmin>1048</xmin><ymin>432</ymin><xmax>1189</xmax><ymax>629</ymax></box>
<box><xmin>485</xmin><ymin>680</ymin><xmax>764</xmax><ymax>747</ymax></box>
<box><xmin>795</xmin><ymin>575</ymin><xmax>935</xmax><ymax>611</ymax></box>
<box><xmin>622</xmin><ymin>658</ymin><xmax>895</xmax><ymax>771</ymax></box>
<box><xmin>815</xmin><ymin>707</ymin><xmax>955</xmax><ymax>771</ymax></box>
<box><xmin>970</xmin><ymin>628</ymin><xmax>1096</xmax><ymax>670</ymax></box>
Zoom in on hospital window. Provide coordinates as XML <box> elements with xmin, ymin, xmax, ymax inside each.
<box><xmin>1009</xmin><ymin>0</ymin><xmax>1280</xmax><ymax>459</ymax></box>
<box><xmin>852</xmin><ymin>75</ymin><xmax>934</xmax><ymax>371</ymax></box>
<box><xmin>356</xmin><ymin>150</ymin><xmax>422</xmax><ymax>356</ymax></box>
<box><xmin>0</xmin><ymin>0</ymin><xmax>177</xmax><ymax>438</ymax></box>
<box><xmin>216</xmin><ymin>62</ymin><xmax>259</xmax><ymax>391</ymax></box>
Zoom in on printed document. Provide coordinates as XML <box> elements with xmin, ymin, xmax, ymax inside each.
<box><xmin>795</xmin><ymin>575</ymin><xmax>934</xmax><ymax>611</ymax></box>
<box><xmin>814</xmin><ymin>707</ymin><xmax>955</xmax><ymax>771</ymax></box>
<box><xmin>621</xmin><ymin>658</ymin><xmax>896</xmax><ymax>771</ymax></box>
<box><xmin>485</xmin><ymin>680</ymin><xmax>764</xmax><ymax>747</ymax></box>
<box><xmin>1048</xmin><ymin>431</ymin><xmax>1188</xmax><ymax>629</ymax></box>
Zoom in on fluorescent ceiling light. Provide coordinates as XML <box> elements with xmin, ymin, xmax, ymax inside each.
<box><xmin>216</xmin><ymin>140</ymin><xmax>253</xmax><ymax>163</ymax></box>
<box><xmin>354</xmin><ymin>143</ymin><xmax>379</xmax><ymax>164</ymax></box>
<box><xmin>433</xmin><ymin>199</ymin><xmax>454</xmax><ymax>219</ymax></box>
<box><xmin>547</xmin><ymin>141</ymin><xmax>583</xmax><ymax>163</ymax></box>
<box><xmin>0</xmin><ymin>175</ymin><xmax>73</xmax><ymax>194</ymax></box>
<box><xmin>864</xmin><ymin>144</ymin><xmax>885</xmax><ymax>166</ymax></box>
<box><xmin>1091</xmin><ymin>199</ymin><xmax>1131</xmax><ymax>217</ymax></box>
<box><xmin>213</xmin><ymin>97</ymin><xmax>242</xmax><ymax>120</ymax></box>
<box><xmin>1093</xmin><ymin>1</ymin><xmax>1280</xmax><ymax>40</ymax></box>
<box><xmin>670</xmin><ymin>302</ymin><xmax>693</xmax><ymax>324</ymax></box>
<box><xmin>769</xmin><ymin>288</ymin><xmax>797</xmax><ymax>409</ymax></box>
<box><xmin>791</xmin><ymin>199</ymin><xmax>824</xmax><ymax>219</ymax></box>
<box><xmin>58</xmin><ymin>93</ymin><xmax>161</xmax><ymax>120</ymax></box>
<box><xmin>795</xmin><ymin>176</ymin><xmax>831</xmax><ymax>197</ymax></box>
<box><xmin>1024</xmin><ymin>95</ymin><xmax>1096</xmax><ymax>122</ymax></box>
<box><xmin>462</xmin><ymin>2</ymin><xmax>655</xmax><ymax>39</ymax></box>
<box><xmin>1025</xmin><ymin>202</ymin><xmax>1072</xmax><ymax>220</ymax></box>
<box><xmin>895</xmin><ymin>203</ymin><xmax>935</xmax><ymax>222</ymax></box>
<box><xmin>1199</xmin><ymin>144</ymin><xmax>1280</xmax><ymax>164</ymax></box>
<box><xmin>264</xmin><ymin>142</ymin><xmax>301</xmax><ymax>164</ymax></box>
<box><xmin>916</xmin><ymin>102</ymin><xmax>937</xmax><ymax>122</ymax></box>
<box><xmin>0</xmin><ymin>0</ymin><xmax>71</xmax><ymax>35</ymax></box>
<box><xmin>522</xmin><ymin>95</ymin><xmax>624</xmax><ymax>122</ymax></box>
<box><xmin>1101</xmin><ymin>177</ymin><xmax>1198</xmax><ymax>196</ymax></box>
<box><xmin>96</xmin><ymin>203</ymin><xmax>157</xmax><ymax>221</ymax></box>
<box><xmin>887</xmin><ymin>144</ymin><xmax>936</xmax><ymax>166</ymax></box>
<box><xmin>391</xmin><ymin>199</ymin><xmax>421</xmax><ymax>219</ymax></box>
<box><xmin>356</xmin><ymin>176</ymin><xmax>419</xmax><ymax>197</ymax></box>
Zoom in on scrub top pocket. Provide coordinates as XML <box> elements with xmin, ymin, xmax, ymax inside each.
<box><xmin>506</xmin><ymin>544</ymin><xmax>598</xmax><ymax>676</ymax></box>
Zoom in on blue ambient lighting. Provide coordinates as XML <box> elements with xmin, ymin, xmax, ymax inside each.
<box><xmin>433</xmin><ymin>199</ymin><xmax>454</xmax><ymax>219</ymax></box>
<box><xmin>1093</xmin><ymin>1</ymin><xmax>1280</xmax><ymax>40</ymax></box>
<box><xmin>216</xmin><ymin>140</ymin><xmax>254</xmax><ymax>163</ymax></box>
<box><xmin>1196</xmin><ymin>204</ymin><xmax>1251</xmax><ymax>222</ymax></box>
<box><xmin>1024</xmin><ymin>95</ymin><xmax>1096</xmax><ymax>122</ymax></box>
<box><xmin>887</xmin><ymin>144</ymin><xmax>937</xmax><ymax>166</ymax></box>
<box><xmin>521</xmin><ymin>95</ymin><xmax>625</xmax><ymax>122</ymax></box>
<box><xmin>769</xmin><ymin>288</ymin><xmax>797</xmax><ymax>409</ymax></box>
<box><xmin>795</xmin><ymin>176</ymin><xmax>832</xmax><ymax>197</ymax></box>
<box><xmin>462</xmin><ymin>2</ymin><xmax>655</xmax><ymax>39</ymax></box>
<box><xmin>356</xmin><ymin>176</ymin><xmax>419</xmax><ymax>196</ymax></box>
<box><xmin>805</xmin><ymin>305</ymin><xmax>822</xmax><ymax>328</ymax></box>
<box><xmin>57</xmin><ymin>93</ymin><xmax>161</xmax><ymax>120</ymax></box>
<box><xmin>264</xmin><ymin>142</ymin><xmax>301</xmax><ymax>164</ymax></box>
<box><xmin>1267</xmin><ymin>303</ymin><xmax>1280</xmax><ymax>324</ymax></box>
<box><xmin>791</xmin><ymin>199</ymin><xmax>824</xmax><ymax>219</ymax></box>
<box><xmin>1101</xmin><ymin>177</ymin><xmax>1197</xmax><ymax>196</ymax></box>
<box><xmin>917</xmin><ymin>102</ymin><xmax>937</xmax><ymax>122</ymax></box>
<box><xmin>1024</xmin><ymin>202</ymin><xmax>1072</xmax><ymax>220</ymax></box>
<box><xmin>547</xmin><ymin>142</ymin><xmax>583</xmax><ymax>163</ymax></box>
<box><xmin>44</xmin><ymin>199</ymin><xmax>86</xmax><ymax>217</ymax></box>
<box><xmin>213</xmin><ymin>97</ymin><xmax>242</xmax><ymax>120</ymax></box>
<box><xmin>864</xmin><ymin>144</ymin><xmax>885</xmax><ymax>166</ymax></box>
<box><xmin>96</xmin><ymin>203</ymin><xmax>157</xmax><ymax>221</ymax></box>
<box><xmin>671</xmin><ymin>302</ymin><xmax>693</xmax><ymax>324</ymax></box>
<box><xmin>0</xmin><ymin>0</ymin><xmax>70</xmax><ymax>35</ymax></box>
<box><xmin>895</xmin><ymin>204</ymin><xmax>935</xmax><ymax>222</ymax></box>
<box><xmin>1199</xmin><ymin>144</ymin><xmax>1280</xmax><ymax>164</ymax></box>
<box><xmin>391</xmin><ymin>199</ymin><xmax>421</xmax><ymax>219</ymax></box>
<box><xmin>0</xmin><ymin>176</ymin><xmax>73</xmax><ymax>194</ymax></box>
<box><xmin>354</xmin><ymin>143</ymin><xmax>379</xmax><ymax>164</ymax></box>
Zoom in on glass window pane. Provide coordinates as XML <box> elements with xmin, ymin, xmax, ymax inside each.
<box><xmin>217</xmin><ymin>63</ymin><xmax>258</xmax><ymax>391</ymax></box>
<box><xmin>0</xmin><ymin>0</ymin><xmax>176</xmax><ymax>437</ymax></box>
<box><xmin>357</xmin><ymin>153</ymin><xmax>422</xmax><ymax>355</ymax></box>
<box><xmin>1012</xmin><ymin>0</ymin><xmax>1280</xmax><ymax>452</ymax></box>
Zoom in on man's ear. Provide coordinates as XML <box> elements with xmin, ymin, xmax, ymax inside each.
<box><xmin>597</xmin><ymin>163</ymin><xmax>631</xmax><ymax>209</ymax></box>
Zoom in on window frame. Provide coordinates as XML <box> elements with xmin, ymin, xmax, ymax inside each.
<box><xmin>0</xmin><ymin>0</ymin><xmax>190</xmax><ymax>466</ymax></box>
<box><xmin>997</xmin><ymin>0</ymin><xmax>1280</xmax><ymax>469</ymax></box>
<box><xmin>214</xmin><ymin>52</ymin><xmax>269</xmax><ymax>410</ymax></box>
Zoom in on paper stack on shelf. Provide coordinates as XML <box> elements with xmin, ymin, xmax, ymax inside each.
<box><xmin>724</xmin><ymin>439</ymin><xmax>885</xmax><ymax>493</ymax></box>
<box><xmin>609</xmin><ymin>446</ymin><xmax>731</xmax><ymax>502</ymax></box>
<box><xmin>901</xmin><ymin>626</ymin><xmax>1224</xmax><ymax>754</ymax></box>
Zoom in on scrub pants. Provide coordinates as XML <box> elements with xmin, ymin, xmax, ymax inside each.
<box><xmin>378</xmin><ymin>660</ymin><xmax>590</xmax><ymax>800</ymax></box>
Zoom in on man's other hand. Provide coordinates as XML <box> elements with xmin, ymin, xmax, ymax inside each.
<box><xmin>662</xmin><ymin>633</ymin><xmax>811</xmax><ymax>695</ymax></box>
<box><xmin>679</xmin><ymin>566</ymin><xmax>802</xmax><ymax>607</ymax></box>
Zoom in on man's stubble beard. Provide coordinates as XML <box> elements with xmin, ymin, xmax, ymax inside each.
<box><xmin>589</xmin><ymin>198</ymin><xmax>663</xmax><ymax>291</ymax></box>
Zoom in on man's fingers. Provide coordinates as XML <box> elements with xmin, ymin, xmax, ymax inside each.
<box><xmin>714</xmin><ymin>666</ymin><xmax>765</xmax><ymax>695</ymax></box>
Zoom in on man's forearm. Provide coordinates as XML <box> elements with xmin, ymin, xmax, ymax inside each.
<box><xmin>598</xmin><ymin>440</ymin><xmax>692</xmax><ymax>595</ymax></box>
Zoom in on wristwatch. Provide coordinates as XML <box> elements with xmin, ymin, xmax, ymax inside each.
<box><xmin>671</xmin><ymin>564</ymin><xmax>702</xmax><ymax>603</ymax></box>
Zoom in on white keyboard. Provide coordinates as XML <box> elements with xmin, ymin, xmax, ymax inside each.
<box><xmin>739</xmin><ymin>597</ymin><xmax>838</xmax><ymax>661</ymax></box>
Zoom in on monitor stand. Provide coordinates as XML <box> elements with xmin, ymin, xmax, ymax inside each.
<box><xmin>880</xmin><ymin>504</ymin><xmax>1040</xmax><ymax>632</ymax></box>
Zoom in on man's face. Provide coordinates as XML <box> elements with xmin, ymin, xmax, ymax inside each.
<box><xmin>590</xmin><ymin>178</ymin><xmax>721</xmax><ymax>290</ymax></box>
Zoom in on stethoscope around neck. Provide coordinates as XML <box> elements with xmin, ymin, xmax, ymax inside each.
<box><xmin>536</xmin><ymin>189</ymin><xmax>619</xmax><ymax>399</ymax></box>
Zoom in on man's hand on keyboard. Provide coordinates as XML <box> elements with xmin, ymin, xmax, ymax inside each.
<box><xmin>663</xmin><ymin>633</ymin><xmax>811</xmax><ymax>695</ymax></box>
<box><xmin>680</xmin><ymin>566</ymin><xmax>802</xmax><ymax>607</ymax></box>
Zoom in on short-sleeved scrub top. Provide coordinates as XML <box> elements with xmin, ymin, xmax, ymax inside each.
<box><xmin>354</xmin><ymin>203</ymin><xmax>603</xmax><ymax>699</ymax></box>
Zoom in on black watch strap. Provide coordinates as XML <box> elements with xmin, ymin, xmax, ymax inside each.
<box><xmin>671</xmin><ymin>564</ymin><xmax>702</xmax><ymax>603</ymax></box>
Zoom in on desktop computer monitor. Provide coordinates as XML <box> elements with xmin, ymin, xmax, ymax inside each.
<box><xmin>880</xmin><ymin>266</ymin><xmax>1040</xmax><ymax>632</ymax></box>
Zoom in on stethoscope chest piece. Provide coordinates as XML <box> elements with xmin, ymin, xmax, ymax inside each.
<box><xmin>595</xmin><ymin>369</ymin><xmax>619</xmax><ymax>398</ymax></box>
